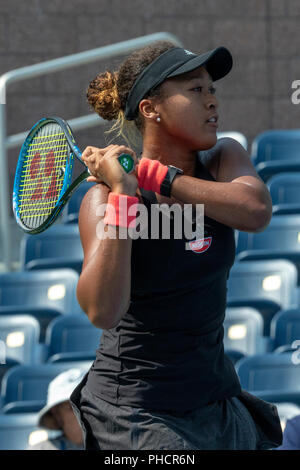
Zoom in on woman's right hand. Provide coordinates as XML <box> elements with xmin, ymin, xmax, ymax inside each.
<box><xmin>81</xmin><ymin>144</ymin><xmax>139</xmax><ymax>196</ymax></box>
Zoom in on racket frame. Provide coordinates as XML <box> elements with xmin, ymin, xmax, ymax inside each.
<box><xmin>13</xmin><ymin>116</ymin><xmax>89</xmax><ymax>234</ymax></box>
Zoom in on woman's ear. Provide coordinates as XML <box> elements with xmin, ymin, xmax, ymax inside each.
<box><xmin>138</xmin><ymin>98</ymin><xmax>159</xmax><ymax>121</ymax></box>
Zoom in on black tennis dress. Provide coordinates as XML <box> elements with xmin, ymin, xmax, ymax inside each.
<box><xmin>70</xmin><ymin>155</ymin><xmax>282</xmax><ymax>450</ymax></box>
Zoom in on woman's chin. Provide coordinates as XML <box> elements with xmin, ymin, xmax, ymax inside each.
<box><xmin>195</xmin><ymin>135</ymin><xmax>217</xmax><ymax>151</ymax></box>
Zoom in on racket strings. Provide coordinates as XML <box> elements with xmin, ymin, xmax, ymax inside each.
<box><xmin>17</xmin><ymin>122</ymin><xmax>69</xmax><ymax>228</ymax></box>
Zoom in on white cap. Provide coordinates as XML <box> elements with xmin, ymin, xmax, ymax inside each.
<box><xmin>38</xmin><ymin>368</ymin><xmax>87</xmax><ymax>430</ymax></box>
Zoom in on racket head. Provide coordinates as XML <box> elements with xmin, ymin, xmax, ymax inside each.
<box><xmin>13</xmin><ymin>116</ymin><xmax>87</xmax><ymax>234</ymax></box>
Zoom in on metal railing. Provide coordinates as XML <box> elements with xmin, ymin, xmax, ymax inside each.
<box><xmin>0</xmin><ymin>32</ymin><xmax>183</xmax><ymax>271</ymax></box>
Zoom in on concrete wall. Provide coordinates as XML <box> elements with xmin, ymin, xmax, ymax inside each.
<box><xmin>1</xmin><ymin>0</ymin><xmax>300</xmax><ymax>191</ymax></box>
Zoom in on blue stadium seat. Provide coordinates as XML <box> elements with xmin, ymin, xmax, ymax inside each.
<box><xmin>44</xmin><ymin>314</ymin><xmax>102</xmax><ymax>362</ymax></box>
<box><xmin>63</xmin><ymin>181</ymin><xmax>95</xmax><ymax>223</ymax></box>
<box><xmin>0</xmin><ymin>361</ymin><xmax>92</xmax><ymax>411</ymax></box>
<box><xmin>20</xmin><ymin>225</ymin><xmax>83</xmax><ymax>274</ymax></box>
<box><xmin>0</xmin><ymin>413</ymin><xmax>42</xmax><ymax>450</ymax></box>
<box><xmin>235</xmin><ymin>353</ymin><xmax>300</xmax><ymax>392</ymax></box>
<box><xmin>0</xmin><ymin>269</ymin><xmax>82</xmax><ymax>315</ymax></box>
<box><xmin>267</xmin><ymin>173</ymin><xmax>300</xmax><ymax>215</ymax></box>
<box><xmin>0</xmin><ymin>306</ymin><xmax>61</xmax><ymax>343</ymax></box>
<box><xmin>0</xmin><ymin>359</ymin><xmax>20</xmax><ymax>388</ymax></box>
<box><xmin>251</xmin><ymin>129</ymin><xmax>300</xmax><ymax>182</ymax></box>
<box><xmin>227</xmin><ymin>260</ymin><xmax>298</xmax><ymax>335</ymax></box>
<box><xmin>254</xmin><ymin>390</ymin><xmax>300</xmax><ymax>408</ymax></box>
<box><xmin>47</xmin><ymin>351</ymin><xmax>96</xmax><ymax>363</ymax></box>
<box><xmin>0</xmin><ymin>315</ymin><xmax>40</xmax><ymax>364</ymax></box>
<box><xmin>236</xmin><ymin>215</ymin><xmax>300</xmax><ymax>285</ymax></box>
<box><xmin>2</xmin><ymin>400</ymin><xmax>46</xmax><ymax>414</ymax></box>
<box><xmin>224</xmin><ymin>307</ymin><xmax>265</xmax><ymax>355</ymax></box>
<box><xmin>270</xmin><ymin>309</ymin><xmax>300</xmax><ymax>351</ymax></box>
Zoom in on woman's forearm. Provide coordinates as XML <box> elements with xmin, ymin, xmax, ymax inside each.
<box><xmin>170</xmin><ymin>175</ymin><xmax>272</xmax><ymax>232</ymax></box>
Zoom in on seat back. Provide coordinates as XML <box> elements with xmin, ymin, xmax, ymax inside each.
<box><xmin>0</xmin><ymin>413</ymin><xmax>43</xmax><ymax>450</ymax></box>
<box><xmin>224</xmin><ymin>307</ymin><xmax>264</xmax><ymax>355</ymax></box>
<box><xmin>0</xmin><ymin>315</ymin><xmax>40</xmax><ymax>364</ymax></box>
<box><xmin>45</xmin><ymin>314</ymin><xmax>102</xmax><ymax>359</ymax></box>
<box><xmin>267</xmin><ymin>173</ymin><xmax>300</xmax><ymax>206</ymax></box>
<box><xmin>0</xmin><ymin>361</ymin><xmax>92</xmax><ymax>407</ymax></box>
<box><xmin>251</xmin><ymin>130</ymin><xmax>300</xmax><ymax>165</ymax></box>
<box><xmin>20</xmin><ymin>225</ymin><xmax>83</xmax><ymax>269</ymax></box>
<box><xmin>236</xmin><ymin>353</ymin><xmax>300</xmax><ymax>392</ymax></box>
<box><xmin>227</xmin><ymin>260</ymin><xmax>298</xmax><ymax>310</ymax></box>
<box><xmin>236</xmin><ymin>215</ymin><xmax>300</xmax><ymax>254</ymax></box>
<box><xmin>0</xmin><ymin>269</ymin><xmax>81</xmax><ymax>314</ymax></box>
<box><xmin>270</xmin><ymin>309</ymin><xmax>300</xmax><ymax>349</ymax></box>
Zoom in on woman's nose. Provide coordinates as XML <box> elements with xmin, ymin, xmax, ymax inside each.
<box><xmin>205</xmin><ymin>94</ymin><xmax>218</xmax><ymax>110</ymax></box>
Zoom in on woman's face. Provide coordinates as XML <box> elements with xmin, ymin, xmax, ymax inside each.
<box><xmin>154</xmin><ymin>66</ymin><xmax>219</xmax><ymax>151</ymax></box>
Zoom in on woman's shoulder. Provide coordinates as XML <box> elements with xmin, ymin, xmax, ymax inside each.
<box><xmin>198</xmin><ymin>137</ymin><xmax>244</xmax><ymax>181</ymax></box>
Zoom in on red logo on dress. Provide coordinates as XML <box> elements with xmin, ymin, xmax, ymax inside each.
<box><xmin>189</xmin><ymin>237</ymin><xmax>212</xmax><ymax>253</ymax></box>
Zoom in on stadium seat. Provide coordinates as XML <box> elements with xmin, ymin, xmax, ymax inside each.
<box><xmin>0</xmin><ymin>269</ymin><xmax>82</xmax><ymax>315</ymax></box>
<box><xmin>0</xmin><ymin>413</ymin><xmax>44</xmax><ymax>450</ymax></box>
<box><xmin>63</xmin><ymin>181</ymin><xmax>95</xmax><ymax>224</ymax></box>
<box><xmin>0</xmin><ymin>359</ymin><xmax>20</xmax><ymax>388</ymax></box>
<box><xmin>0</xmin><ymin>306</ymin><xmax>61</xmax><ymax>343</ymax></box>
<box><xmin>236</xmin><ymin>215</ymin><xmax>300</xmax><ymax>285</ymax></box>
<box><xmin>223</xmin><ymin>307</ymin><xmax>265</xmax><ymax>355</ymax></box>
<box><xmin>217</xmin><ymin>131</ymin><xmax>248</xmax><ymax>150</ymax></box>
<box><xmin>226</xmin><ymin>260</ymin><xmax>298</xmax><ymax>335</ymax></box>
<box><xmin>254</xmin><ymin>390</ymin><xmax>300</xmax><ymax>408</ymax></box>
<box><xmin>0</xmin><ymin>315</ymin><xmax>40</xmax><ymax>364</ymax></box>
<box><xmin>2</xmin><ymin>400</ymin><xmax>46</xmax><ymax>414</ymax></box>
<box><xmin>235</xmin><ymin>353</ymin><xmax>300</xmax><ymax>392</ymax></box>
<box><xmin>47</xmin><ymin>351</ymin><xmax>96</xmax><ymax>363</ymax></box>
<box><xmin>20</xmin><ymin>225</ymin><xmax>83</xmax><ymax>274</ymax></box>
<box><xmin>270</xmin><ymin>309</ymin><xmax>300</xmax><ymax>351</ymax></box>
<box><xmin>267</xmin><ymin>173</ymin><xmax>300</xmax><ymax>216</ymax></box>
<box><xmin>0</xmin><ymin>361</ymin><xmax>92</xmax><ymax>411</ymax></box>
<box><xmin>251</xmin><ymin>129</ymin><xmax>300</xmax><ymax>182</ymax></box>
<box><xmin>44</xmin><ymin>314</ymin><xmax>102</xmax><ymax>362</ymax></box>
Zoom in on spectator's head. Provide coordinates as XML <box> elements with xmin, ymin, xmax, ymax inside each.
<box><xmin>38</xmin><ymin>368</ymin><xmax>86</xmax><ymax>446</ymax></box>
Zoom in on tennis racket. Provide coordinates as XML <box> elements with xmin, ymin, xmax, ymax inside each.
<box><xmin>13</xmin><ymin>116</ymin><xmax>135</xmax><ymax>234</ymax></box>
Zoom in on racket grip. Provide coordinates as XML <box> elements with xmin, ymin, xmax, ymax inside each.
<box><xmin>118</xmin><ymin>153</ymin><xmax>135</xmax><ymax>174</ymax></box>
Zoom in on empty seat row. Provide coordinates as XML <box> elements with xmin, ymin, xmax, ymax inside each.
<box><xmin>0</xmin><ymin>313</ymin><xmax>102</xmax><ymax>366</ymax></box>
<box><xmin>0</xmin><ymin>268</ymin><xmax>83</xmax><ymax>341</ymax></box>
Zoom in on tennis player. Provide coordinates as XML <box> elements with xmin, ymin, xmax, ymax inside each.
<box><xmin>70</xmin><ymin>41</ymin><xmax>283</xmax><ymax>450</ymax></box>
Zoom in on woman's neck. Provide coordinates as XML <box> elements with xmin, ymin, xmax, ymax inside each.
<box><xmin>141</xmin><ymin>134</ymin><xmax>197</xmax><ymax>177</ymax></box>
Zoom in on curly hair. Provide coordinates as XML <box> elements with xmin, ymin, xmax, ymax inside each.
<box><xmin>86</xmin><ymin>40</ymin><xmax>176</xmax><ymax>149</ymax></box>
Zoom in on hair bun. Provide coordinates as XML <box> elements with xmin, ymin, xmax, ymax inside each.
<box><xmin>87</xmin><ymin>70</ymin><xmax>121</xmax><ymax>120</ymax></box>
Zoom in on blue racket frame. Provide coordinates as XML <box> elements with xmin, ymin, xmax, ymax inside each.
<box><xmin>13</xmin><ymin>116</ymin><xmax>90</xmax><ymax>234</ymax></box>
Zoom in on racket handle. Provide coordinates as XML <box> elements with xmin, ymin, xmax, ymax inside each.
<box><xmin>118</xmin><ymin>153</ymin><xmax>135</xmax><ymax>174</ymax></box>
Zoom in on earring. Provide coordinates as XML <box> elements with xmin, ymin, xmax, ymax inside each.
<box><xmin>156</xmin><ymin>116</ymin><xmax>161</xmax><ymax>122</ymax></box>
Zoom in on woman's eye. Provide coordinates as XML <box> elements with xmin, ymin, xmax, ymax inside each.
<box><xmin>192</xmin><ymin>86</ymin><xmax>216</xmax><ymax>94</ymax></box>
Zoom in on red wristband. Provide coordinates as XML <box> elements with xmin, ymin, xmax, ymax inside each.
<box><xmin>137</xmin><ymin>157</ymin><xmax>168</xmax><ymax>194</ymax></box>
<box><xmin>103</xmin><ymin>192</ymin><xmax>139</xmax><ymax>228</ymax></box>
